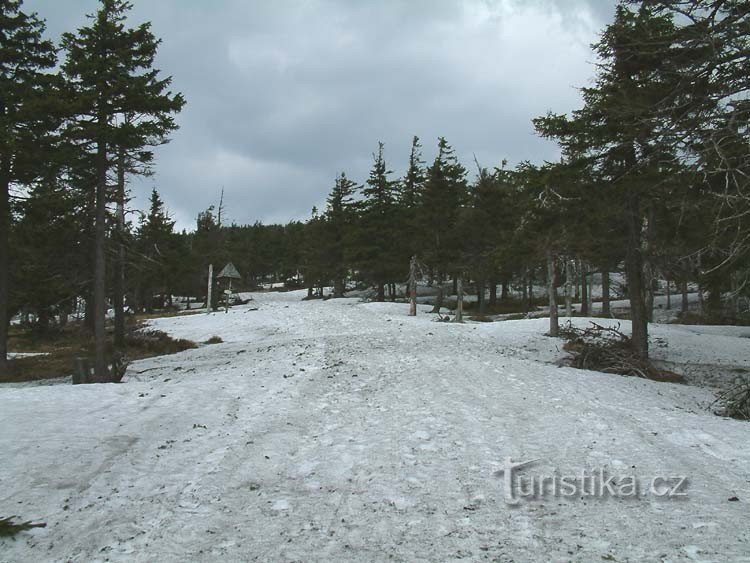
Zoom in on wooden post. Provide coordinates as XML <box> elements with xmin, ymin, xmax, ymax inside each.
<box><xmin>206</xmin><ymin>264</ymin><xmax>213</xmax><ymax>313</ymax></box>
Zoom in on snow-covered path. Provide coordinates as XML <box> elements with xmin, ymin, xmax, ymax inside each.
<box><xmin>2</xmin><ymin>292</ymin><xmax>749</xmax><ymax>562</ymax></box>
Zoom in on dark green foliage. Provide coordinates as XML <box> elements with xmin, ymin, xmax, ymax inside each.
<box><xmin>0</xmin><ymin>0</ymin><xmax>59</xmax><ymax>373</ymax></box>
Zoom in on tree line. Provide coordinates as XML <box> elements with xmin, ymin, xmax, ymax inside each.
<box><xmin>2</xmin><ymin>0</ymin><xmax>749</xmax><ymax>382</ymax></box>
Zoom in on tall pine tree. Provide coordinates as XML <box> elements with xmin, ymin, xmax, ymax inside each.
<box><xmin>62</xmin><ymin>0</ymin><xmax>184</xmax><ymax>380</ymax></box>
<box><xmin>0</xmin><ymin>0</ymin><xmax>58</xmax><ymax>374</ymax></box>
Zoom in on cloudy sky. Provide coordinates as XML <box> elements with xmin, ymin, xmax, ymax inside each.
<box><xmin>25</xmin><ymin>0</ymin><xmax>616</xmax><ymax>231</ymax></box>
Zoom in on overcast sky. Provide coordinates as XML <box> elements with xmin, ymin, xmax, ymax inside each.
<box><xmin>25</xmin><ymin>0</ymin><xmax>616</xmax><ymax>231</ymax></box>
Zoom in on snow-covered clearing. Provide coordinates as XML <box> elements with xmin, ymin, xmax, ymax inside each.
<box><xmin>2</xmin><ymin>291</ymin><xmax>749</xmax><ymax>562</ymax></box>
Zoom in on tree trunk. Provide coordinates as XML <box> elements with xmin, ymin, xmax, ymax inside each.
<box><xmin>454</xmin><ymin>275</ymin><xmax>464</xmax><ymax>323</ymax></box>
<box><xmin>408</xmin><ymin>256</ymin><xmax>417</xmax><ymax>316</ymax></box>
<box><xmin>501</xmin><ymin>279</ymin><xmax>509</xmax><ymax>301</ymax></box>
<box><xmin>666</xmin><ymin>279</ymin><xmax>671</xmax><ymax>310</ymax></box>
<box><xmin>452</xmin><ymin>275</ymin><xmax>458</xmax><ymax>297</ymax></box>
<box><xmin>93</xmin><ymin>134</ymin><xmax>109</xmax><ymax>382</ymax></box>
<box><xmin>0</xmin><ymin>160</ymin><xmax>10</xmax><ymax>375</ymax></box>
<box><xmin>113</xmin><ymin>149</ymin><xmax>127</xmax><ymax>348</ymax></box>
<box><xmin>528</xmin><ymin>272</ymin><xmax>534</xmax><ymax>311</ymax></box>
<box><xmin>333</xmin><ymin>277</ymin><xmax>345</xmax><ymax>298</ymax></box>
<box><xmin>547</xmin><ymin>251</ymin><xmax>559</xmax><ymax>336</ymax></box>
<box><xmin>581</xmin><ymin>264</ymin><xmax>589</xmax><ymax>316</ymax></box>
<box><xmin>376</xmin><ymin>282</ymin><xmax>385</xmax><ymax>302</ymax></box>
<box><xmin>564</xmin><ymin>259</ymin><xmax>573</xmax><ymax>317</ymax></box>
<box><xmin>624</xmin><ymin>193</ymin><xmax>649</xmax><ymax>359</ymax></box>
<box><xmin>477</xmin><ymin>278</ymin><xmax>486</xmax><ymax>315</ymax></box>
<box><xmin>430</xmin><ymin>281</ymin><xmax>444</xmax><ymax>314</ymax></box>
<box><xmin>602</xmin><ymin>268</ymin><xmax>611</xmax><ymax>316</ymax></box>
<box><xmin>489</xmin><ymin>277</ymin><xmax>497</xmax><ymax>307</ymax></box>
<box><xmin>206</xmin><ymin>264</ymin><xmax>213</xmax><ymax>312</ymax></box>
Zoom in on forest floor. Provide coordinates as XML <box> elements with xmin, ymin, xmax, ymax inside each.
<box><xmin>1</xmin><ymin>291</ymin><xmax>750</xmax><ymax>562</ymax></box>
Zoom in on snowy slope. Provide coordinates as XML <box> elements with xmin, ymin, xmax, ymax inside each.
<box><xmin>1</xmin><ymin>292</ymin><xmax>749</xmax><ymax>562</ymax></box>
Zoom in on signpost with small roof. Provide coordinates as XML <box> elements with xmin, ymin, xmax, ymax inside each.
<box><xmin>217</xmin><ymin>262</ymin><xmax>242</xmax><ymax>313</ymax></box>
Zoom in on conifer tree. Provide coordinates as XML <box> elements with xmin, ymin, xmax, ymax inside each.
<box><xmin>325</xmin><ymin>172</ymin><xmax>357</xmax><ymax>297</ymax></box>
<box><xmin>61</xmin><ymin>0</ymin><xmax>185</xmax><ymax>380</ymax></box>
<box><xmin>134</xmin><ymin>189</ymin><xmax>176</xmax><ymax>312</ymax></box>
<box><xmin>354</xmin><ymin>142</ymin><xmax>400</xmax><ymax>301</ymax></box>
<box><xmin>418</xmin><ymin>137</ymin><xmax>468</xmax><ymax>301</ymax></box>
<box><xmin>0</xmin><ymin>0</ymin><xmax>58</xmax><ymax>374</ymax></box>
<box><xmin>534</xmin><ymin>5</ymin><xmax>681</xmax><ymax>358</ymax></box>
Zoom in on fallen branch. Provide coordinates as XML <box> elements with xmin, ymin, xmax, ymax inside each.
<box><xmin>0</xmin><ymin>516</ymin><xmax>46</xmax><ymax>538</ymax></box>
<box><xmin>559</xmin><ymin>321</ymin><xmax>682</xmax><ymax>382</ymax></box>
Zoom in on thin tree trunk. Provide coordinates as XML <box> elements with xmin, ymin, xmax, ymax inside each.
<box><xmin>528</xmin><ymin>272</ymin><xmax>534</xmax><ymax>311</ymax></box>
<box><xmin>430</xmin><ymin>278</ymin><xmax>444</xmax><ymax>314</ymax></box>
<box><xmin>625</xmin><ymin>193</ymin><xmax>649</xmax><ymax>359</ymax></box>
<box><xmin>206</xmin><ymin>264</ymin><xmax>213</xmax><ymax>312</ymax></box>
<box><xmin>409</xmin><ymin>256</ymin><xmax>417</xmax><ymax>317</ymax></box>
<box><xmin>565</xmin><ymin>259</ymin><xmax>573</xmax><ymax>317</ymax></box>
<box><xmin>501</xmin><ymin>279</ymin><xmax>509</xmax><ymax>301</ymax></box>
<box><xmin>93</xmin><ymin>134</ymin><xmax>109</xmax><ymax>382</ymax></box>
<box><xmin>602</xmin><ymin>268</ymin><xmax>611</xmax><ymax>316</ymax></box>
<box><xmin>454</xmin><ymin>275</ymin><xmax>464</xmax><ymax>323</ymax></box>
<box><xmin>666</xmin><ymin>279</ymin><xmax>671</xmax><ymax>310</ymax></box>
<box><xmin>0</xmin><ymin>160</ymin><xmax>10</xmax><ymax>375</ymax></box>
<box><xmin>377</xmin><ymin>282</ymin><xmax>385</xmax><ymax>302</ymax></box>
<box><xmin>547</xmin><ymin>251</ymin><xmax>559</xmax><ymax>336</ymax></box>
<box><xmin>113</xmin><ymin>149</ymin><xmax>126</xmax><ymax>348</ymax></box>
<box><xmin>644</xmin><ymin>206</ymin><xmax>656</xmax><ymax>323</ymax></box>
<box><xmin>489</xmin><ymin>277</ymin><xmax>497</xmax><ymax>307</ymax></box>
<box><xmin>581</xmin><ymin>264</ymin><xmax>589</xmax><ymax>316</ymax></box>
<box><xmin>452</xmin><ymin>275</ymin><xmax>458</xmax><ymax>297</ymax></box>
<box><xmin>477</xmin><ymin>278</ymin><xmax>486</xmax><ymax>315</ymax></box>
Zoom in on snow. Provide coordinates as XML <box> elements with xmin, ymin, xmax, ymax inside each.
<box><xmin>2</xmin><ymin>291</ymin><xmax>750</xmax><ymax>562</ymax></box>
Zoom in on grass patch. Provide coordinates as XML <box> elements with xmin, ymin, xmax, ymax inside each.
<box><xmin>468</xmin><ymin>314</ymin><xmax>495</xmax><ymax>323</ymax></box>
<box><xmin>2</xmin><ymin>320</ymin><xmax>197</xmax><ymax>384</ymax></box>
<box><xmin>204</xmin><ymin>335</ymin><xmax>223</xmax><ymax>345</ymax></box>
<box><xmin>671</xmin><ymin>311</ymin><xmax>750</xmax><ymax>326</ymax></box>
<box><xmin>134</xmin><ymin>309</ymin><xmax>204</xmax><ymax>321</ymax></box>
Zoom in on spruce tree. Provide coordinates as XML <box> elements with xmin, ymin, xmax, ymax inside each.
<box><xmin>354</xmin><ymin>142</ymin><xmax>400</xmax><ymax>301</ymax></box>
<box><xmin>418</xmin><ymin>137</ymin><xmax>468</xmax><ymax>296</ymax></box>
<box><xmin>0</xmin><ymin>0</ymin><xmax>58</xmax><ymax>374</ymax></box>
<box><xmin>61</xmin><ymin>0</ymin><xmax>185</xmax><ymax>380</ymax></box>
<box><xmin>325</xmin><ymin>172</ymin><xmax>357</xmax><ymax>297</ymax></box>
<box><xmin>134</xmin><ymin>189</ymin><xmax>176</xmax><ymax>313</ymax></box>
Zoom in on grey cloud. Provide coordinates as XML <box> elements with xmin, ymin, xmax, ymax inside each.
<box><xmin>25</xmin><ymin>0</ymin><xmax>617</xmax><ymax>230</ymax></box>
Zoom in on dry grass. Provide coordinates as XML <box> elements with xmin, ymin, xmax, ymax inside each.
<box><xmin>2</xmin><ymin>320</ymin><xmax>197</xmax><ymax>384</ymax></box>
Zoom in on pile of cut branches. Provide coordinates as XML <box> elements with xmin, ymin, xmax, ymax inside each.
<box><xmin>714</xmin><ymin>380</ymin><xmax>750</xmax><ymax>420</ymax></box>
<box><xmin>559</xmin><ymin>321</ymin><xmax>681</xmax><ymax>381</ymax></box>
